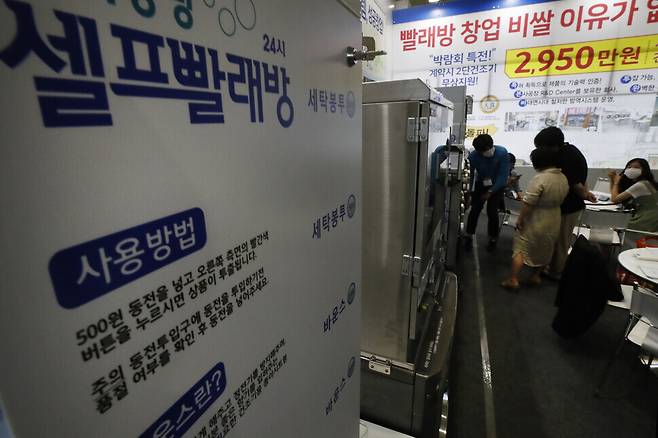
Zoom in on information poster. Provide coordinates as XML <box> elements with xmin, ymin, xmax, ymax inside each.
<box><xmin>0</xmin><ymin>1</ymin><xmax>361</xmax><ymax>437</ymax></box>
<box><xmin>392</xmin><ymin>0</ymin><xmax>658</xmax><ymax>167</ymax></box>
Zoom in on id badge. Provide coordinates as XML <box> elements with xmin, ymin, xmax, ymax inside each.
<box><xmin>482</xmin><ymin>178</ymin><xmax>493</xmax><ymax>187</ymax></box>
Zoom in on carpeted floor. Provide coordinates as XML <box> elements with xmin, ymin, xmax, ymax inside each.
<box><xmin>448</xmin><ymin>225</ymin><xmax>658</xmax><ymax>438</ymax></box>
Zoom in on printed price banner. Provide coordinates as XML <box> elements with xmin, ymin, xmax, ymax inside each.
<box><xmin>505</xmin><ymin>34</ymin><xmax>658</xmax><ymax>78</ymax></box>
<box><xmin>392</xmin><ymin>0</ymin><xmax>658</xmax><ymax>168</ymax></box>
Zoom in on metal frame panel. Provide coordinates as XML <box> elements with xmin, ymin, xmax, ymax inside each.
<box><xmin>363</xmin><ymin>80</ymin><xmax>454</xmax><ymax>109</ymax></box>
<box><xmin>362</xmin><ymin>100</ymin><xmax>421</xmax><ymax>364</ymax></box>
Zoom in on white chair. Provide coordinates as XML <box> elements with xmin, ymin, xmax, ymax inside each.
<box><xmin>596</xmin><ymin>284</ymin><xmax>658</xmax><ymax>397</ymax></box>
<box><xmin>573</xmin><ymin>209</ymin><xmax>632</xmax><ymax>259</ymax></box>
<box><xmin>619</xmin><ymin>229</ymin><xmax>658</xmax><ymax>250</ymax></box>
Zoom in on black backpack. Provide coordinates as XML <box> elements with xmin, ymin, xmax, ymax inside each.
<box><xmin>552</xmin><ymin>235</ymin><xmax>623</xmax><ymax>338</ymax></box>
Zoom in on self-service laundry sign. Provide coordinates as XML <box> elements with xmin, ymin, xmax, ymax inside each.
<box><xmin>0</xmin><ymin>1</ymin><xmax>361</xmax><ymax>437</ymax></box>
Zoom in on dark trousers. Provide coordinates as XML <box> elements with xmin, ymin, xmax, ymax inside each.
<box><xmin>466</xmin><ymin>185</ymin><xmax>504</xmax><ymax>238</ymax></box>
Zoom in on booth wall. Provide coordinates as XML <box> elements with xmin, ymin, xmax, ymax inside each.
<box><xmin>390</xmin><ymin>0</ymin><xmax>658</xmax><ymax>168</ymax></box>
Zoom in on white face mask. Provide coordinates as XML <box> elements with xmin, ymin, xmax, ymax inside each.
<box><xmin>482</xmin><ymin>147</ymin><xmax>495</xmax><ymax>158</ymax></box>
<box><xmin>624</xmin><ymin>168</ymin><xmax>642</xmax><ymax>180</ymax></box>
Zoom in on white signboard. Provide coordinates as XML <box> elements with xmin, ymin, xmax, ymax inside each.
<box><xmin>360</xmin><ymin>0</ymin><xmax>388</xmax><ymax>81</ymax></box>
<box><xmin>392</xmin><ymin>0</ymin><xmax>658</xmax><ymax>167</ymax></box>
<box><xmin>0</xmin><ymin>1</ymin><xmax>361</xmax><ymax>437</ymax></box>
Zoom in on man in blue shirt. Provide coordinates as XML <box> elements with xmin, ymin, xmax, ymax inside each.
<box><xmin>465</xmin><ymin>134</ymin><xmax>509</xmax><ymax>251</ymax></box>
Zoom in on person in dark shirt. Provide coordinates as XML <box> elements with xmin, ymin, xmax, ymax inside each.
<box><xmin>465</xmin><ymin>134</ymin><xmax>509</xmax><ymax>251</ymax></box>
<box><xmin>534</xmin><ymin>127</ymin><xmax>596</xmax><ymax>279</ymax></box>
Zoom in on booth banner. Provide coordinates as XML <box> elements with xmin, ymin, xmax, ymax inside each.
<box><xmin>360</xmin><ymin>0</ymin><xmax>388</xmax><ymax>81</ymax></box>
<box><xmin>392</xmin><ymin>0</ymin><xmax>658</xmax><ymax>167</ymax></box>
<box><xmin>0</xmin><ymin>1</ymin><xmax>361</xmax><ymax>437</ymax></box>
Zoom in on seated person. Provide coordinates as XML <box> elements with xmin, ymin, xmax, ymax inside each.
<box><xmin>608</xmin><ymin>158</ymin><xmax>658</xmax><ymax>232</ymax></box>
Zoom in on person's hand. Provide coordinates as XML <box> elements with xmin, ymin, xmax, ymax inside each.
<box><xmin>516</xmin><ymin>216</ymin><xmax>524</xmax><ymax>232</ymax></box>
<box><xmin>607</xmin><ymin>169</ymin><xmax>617</xmax><ymax>180</ymax></box>
<box><xmin>584</xmin><ymin>191</ymin><xmax>597</xmax><ymax>203</ymax></box>
<box><xmin>611</xmin><ymin>172</ymin><xmax>622</xmax><ymax>185</ymax></box>
<box><xmin>482</xmin><ymin>191</ymin><xmax>492</xmax><ymax>201</ymax></box>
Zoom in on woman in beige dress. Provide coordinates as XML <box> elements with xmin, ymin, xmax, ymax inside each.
<box><xmin>502</xmin><ymin>148</ymin><xmax>569</xmax><ymax>290</ymax></box>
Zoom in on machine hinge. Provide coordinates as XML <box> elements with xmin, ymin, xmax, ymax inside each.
<box><xmin>406</xmin><ymin>117</ymin><xmax>429</xmax><ymax>142</ymax></box>
<box><xmin>367</xmin><ymin>355</ymin><xmax>391</xmax><ymax>375</ymax></box>
<box><xmin>402</xmin><ymin>255</ymin><xmax>422</xmax><ymax>279</ymax></box>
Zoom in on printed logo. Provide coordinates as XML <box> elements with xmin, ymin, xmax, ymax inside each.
<box><xmin>518</xmin><ymin>98</ymin><xmax>528</xmax><ymax>107</ymax></box>
<box><xmin>479</xmin><ymin>95</ymin><xmax>499</xmax><ymax>113</ymax></box>
<box><xmin>630</xmin><ymin>84</ymin><xmax>641</xmax><ymax>93</ymax></box>
<box><xmin>620</xmin><ymin>75</ymin><xmax>632</xmax><ymax>84</ymax></box>
<box><xmin>513</xmin><ymin>90</ymin><xmax>524</xmax><ymax>98</ymax></box>
<box><xmin>509</xmin><ymin>81</ymin><xmax>519</xmax><ymax>90</ymax></box>
<box><xmin>49</xmin><ymin>208</ymin><xmax>207</xmax><ymax>309</ymax></box>
<box><xmin>346</xmin><ymin>194</ymin><xmax>357</xmax><ymax>218</ymax></box>
<box><xmin>347</xmin><ymin>282</ymin><xmax>356</xmax><ymax>305</ymax></box>
<box><xmin>1</xmin><ymin>1</ymin><xmax>292</xmax><ymax>129</ymax></box>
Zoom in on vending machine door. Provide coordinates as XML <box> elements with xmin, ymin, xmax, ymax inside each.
<box><xmin>362</xmin><ymin>99</ymin><xmax>423</xmax><ymax>364</ymax></box>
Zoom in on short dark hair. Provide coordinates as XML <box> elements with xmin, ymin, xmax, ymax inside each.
<box><xmin>534</xmin><ymin>126</ymin><xmax>564</xmax><ymax>149</ymax></box>
<box><xmin>473</xmin><ymin>134</ymin><xmax>494</xmax><ymax>151</ymax></box>
<box><xmin>530</xmin><ymin>147</ymin><xmax>560</xmax><ymax>170</ymax></box>
<box><xmin>508</xmin><ymin>153</ymin><xmax>516</xmax><ymax>164</ymax></box>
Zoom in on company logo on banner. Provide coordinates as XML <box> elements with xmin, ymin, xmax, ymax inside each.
<box><xmin>392</xmin><ymin>0</ymin><xmax>658</xmax><ymax>167</ymax></box>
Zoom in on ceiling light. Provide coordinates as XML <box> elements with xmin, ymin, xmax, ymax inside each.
<box><xmin>428</xmin><ymin>0</ymin><xmax>440</xmax><ymax>3</ymax></box>
<box><xmin>389</xmin><ymin>3</ymin><xmax>395</xmax><ymax>8</ymax></box>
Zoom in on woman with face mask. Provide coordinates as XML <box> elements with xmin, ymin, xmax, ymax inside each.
<box><xmin>608</xmin><ymin>158</ymin><xmax>658</xmax><ymax>232</ymax></box>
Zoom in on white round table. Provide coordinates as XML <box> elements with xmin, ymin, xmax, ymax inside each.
<box><xmin>618</xmin><ymin>248</ymin><xmax>658</xmax><ymax>286</ymax></box>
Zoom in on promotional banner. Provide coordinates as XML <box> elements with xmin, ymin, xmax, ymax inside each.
<box><xmin>0</xmin><ymin>1</ymin><xmax>361</xmax><ymax>437</ymax></box>
<box><xmin>392</xmin><ymin>0</ymin><xmax>658</xmax><ymax>167</ymax></box>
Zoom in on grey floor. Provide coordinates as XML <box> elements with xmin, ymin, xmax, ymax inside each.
<box><xmin>448</xmin><ymin>225</ymin><xmax>658</xmax><ymax>438</ymax></box>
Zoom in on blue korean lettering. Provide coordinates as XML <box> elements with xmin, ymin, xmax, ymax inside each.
<box><xmin>140</xmin><ymin>362</ymin><xmax>227</xmax><ymax>438</ymax></box>
<box><xmin>1</xmin><ymin>2</ymin><xmax>293</xmax><ymax>128</ymax></box>
<box><xmin>0</xmin><ymin>0</ymin><xmax>66</xmax><ymax>71</ymax></box>
<box><xmin>0</xmin><ymin>0</ymin><xmax>111</xmax><ymax>127</ymax></box>
<box><xmin>35</xmin><ymin>77</ymin><xmax>112</xmax><ymax>127</ymax></box>
<box><xmin>111</xmin><ymin>25</ymin><xmax>168</xmax><ymax>83</ymax></box>
<box><xmin>110</xmin><ymin>82</ymin><xmax>224</xmax><ymax>123</ymax></box>
<box><xmin>49</xmin><ymin>208</ymin><xmax>207</xmax><ymax>309</ymax></box>
<box><xmin>207</xmin><ymin>48</ymin><xmax>227</xmax><ymax>90</ymax></box>
<box><xmin>276</xmin><ymin>67</ymin><xmax>293</xmax><ymax>128</ymax></box>
<box><xmin>110</xmin><ymin>26</ymin><xmax>224</xmax><ymax>123</ymax></box>
<box><xmin>49</xmin><ymin>11</ymin><xmax>89</xmax><ymax>75</ymax></box>
<box><xmin>226</xmin><ymin>53</ymin><xmax>263</xmax><ymax>123</ymax></box>
<box><xmin>167</xmin><ymin>39</ymin><xmax>209</xmax><ymax>88</ymax></box>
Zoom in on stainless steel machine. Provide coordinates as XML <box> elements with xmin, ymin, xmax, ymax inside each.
<box><xmin>361</xmin><ymin>79</ymin><xmax>464</xmax><ymax>437</ymax></box>
<box><xmin>436</xmin><ymin>86</ymin><xmax>468</xmax><ymax>269</ymax></box>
